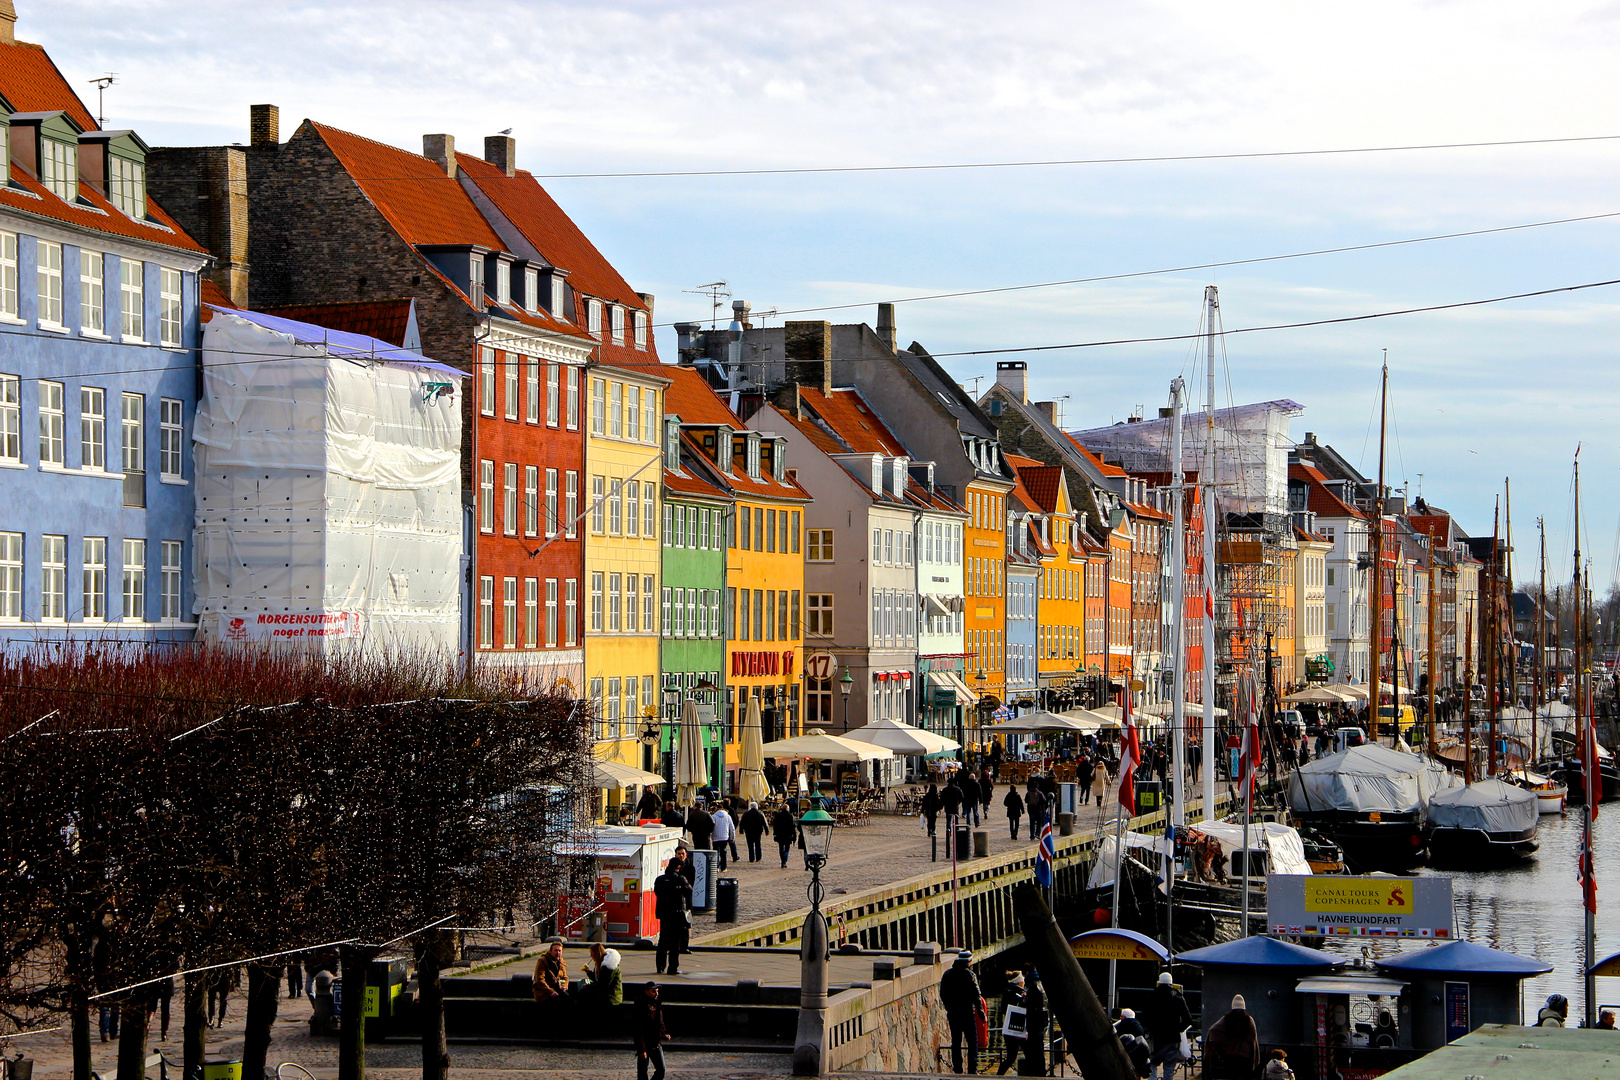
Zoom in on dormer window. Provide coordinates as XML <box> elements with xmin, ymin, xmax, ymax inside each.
<box><xmin>772</xmin><ymin>438</ymin><xmax>787</xmax><ymax>483</ymax></box>
<box><xmin>550</xmin><ymin>274</ymin><xmax>567</xmax><ymax>318</ymax></box>
<box><xmin>106</xmin><ymin>154</ymin><xmax>145</xmax><ymax>219</ymax></box>
<box><xmin>610</xmin><ymin>304</ymin><xmax>625</xmax><ymax>345</ymax></box>
<box><xmin>746</xmin><ymin>433</ymin><xmax>761</xmax><ymax>481</ymax></box>
<box><xmin>494</xmin><ymin>259</ymin><xmax>511</xmax><ymax>306</ymax></box>
<box><xmin>524</xmin><ymin>267</ymin><xmax>539</xmax><ymax>313</ymax></box>
<box><xmin>587</xmin><ymin>298</ymin><xmax>602</xmax><ymax>339</ymax></box>
<box><xmin>41</xmin><ymin>136</ymin><xmax>76</xmax><ymax>202</ymax></box>
<box><xmin>468</xmin><ymin>254</ymin><xmax>485</xmax><ymax>307</ymax></box>
<box><xmin>634</xmin><ymin>311</ymin><xmax>648</xmax><ymax>350</ymax></box>
<box><xmin>665</xmin><ymin>418</ymin><xmax>681</xmax><ymax>469</ymax></box>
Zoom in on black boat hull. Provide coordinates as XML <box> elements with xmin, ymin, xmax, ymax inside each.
<box><xmin>1426</xmin><ymin>826</ymin><xmax>1538</xmax><ymax>867</ymax></box>
<box><xmin>1292</xmin><ymin>811</ymin><xmax>1427</xmax><ymax>873</ymax></box>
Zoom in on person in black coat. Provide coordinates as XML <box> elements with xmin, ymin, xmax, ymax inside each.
<box><xmin>771</xmin><ymin>806</ymin><xmax>798</xmax><ymax>868</ymax></box>
<box><xmin>1145</xmin><ymin>972</ymin><xmax>1192</xmax><ymax>1079</ymax></box>
<box><xmin>1024</xmin><ymin>786</ymin><xmax>1048</xmax><ymax>837</ymax></box>
<box><xmin>684</xmin><ymin>803</ymin><xmax>714</xmax><ymax>850</ymax></box>
<box><xmin>660</xmin><ymin>801</ymin><xmax>685</xmax><ymax>829</ymax></box>
<box><xmin>921</xmin><ymin>784</ymin><xmax>942</xmax><ymax>837</ymax></box>
<box><xmin>1023</xmin><ymin>966</ymin><xmax>1049</xmax><ymax>1077</ymax></box>
<box><xmin>633</xmin><ymin>981</ymin><xmax>668</xmax><ymax>1080</ymax></box>
<box><xmin>1114</xmin><ymin>1008</ymin><xmax>1151</xmax><ymax>1077</ymax></box>
<box><xmin>996</xmin><ymin>971</ymin><xmax>1027</xmax><ymax>1075</ymax></box>
<box><xmin>941</xmin><ymin>777</ymin><xmax>964</xmax><ymax>823</ymax></box>
<box><xmin>636</xmin><ymin>787</ymin><xmax>663</xmax><ymax>821</ymax></box>
<box><xmin>652</xmin><ymin>858</ymin><xmax>693</xmax><ymax>975</ymax></box>
<box><xmin>739</xmin><ymin>801</ymin><xmax>768</xmax><ymax>863</ymax></box>
<box><xmin>980</xmin><ymin>769</ymin><xmax>995</xmax><ymax>818</ymax></box>
<box><xmin>1003</xmin><ymin>788</ymin><xmax>1025</xmax><ymax>839</ymax></box>
<box><xmin>938</xmin><ymin>951</ymin><xmax>985</xmax><ymax>1074</ymax></box>
<box><xmin>960</xmin><ymin>772</ymin><xmax>981</xmax><ymax>827</ymax></box>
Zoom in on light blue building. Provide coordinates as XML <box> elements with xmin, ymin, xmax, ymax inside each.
<box><xmin>0</xmin><ymin>38</ymin><xmax>209</xmax><ymax>649</ymax></box>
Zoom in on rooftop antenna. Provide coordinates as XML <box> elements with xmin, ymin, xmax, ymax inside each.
<box><xmin>1057</xmin><ymin>394</ymin><xmax>1072</xmax><ymax>428</ymax></box>
<box><xmin>683</xmin><ymin>281</ymin><xmax>730</xmax><ymax>329</ymax></box>
<box><xmin>1417</xmin><ymin>472</ymin><xmax>1423</xmax><ymax>499</ymax></box>
<box><xmin>87</xmin><ymin>74</ymin><xmax>117</xmax><ymax>128</ymax></box>
<box><xmin>965</xmin><ymin>375</ymin><xmax>984</xmax><ymax>395</ymax></box>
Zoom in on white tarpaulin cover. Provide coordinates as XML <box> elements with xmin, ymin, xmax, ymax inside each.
<box><xmin>192</xmin><ymin>310</ymin><xmax>464</xmax><ymax>653</ymax></box>
<box><xmin>1286</xmin><ymin>743</ymin><xmax>1456</xmax><ymax>817</ymax></box>
<box><xmin>1426</xmin><ymin>778</ymin><xmax>1538</xmax><ymax>835</ymax></box>
<box><xmin>1193</xmin><ymin>821</ymin><xmax>1313</xmax><ymax>876</ymax></box>
<box><xmin>1088</xmin><ymin>829</ymin><xmax>1174</xmax><ymax>889</ymax></box>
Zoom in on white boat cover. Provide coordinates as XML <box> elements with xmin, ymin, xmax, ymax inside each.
<box><xmin>1194</xmin><ymin>821</ymin><xmax>1313</xmax><ymax>876</ymax></box>
<box><xmin>1088</xmin><ymin>830</ymin><xmax>1173</xmax><ymax>890</ymax></box>
<box><xmin>1427</xmin><ymin>778</ymin><xmax>1538</xmax><ymax>835</ymax></box>
<box><xmin>1287</xmin><ymin>743</ymin><xmax>1457</xmax><ymax>817</ymax></box>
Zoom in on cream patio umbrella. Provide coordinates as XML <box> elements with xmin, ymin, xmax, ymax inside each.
<box><xmin>1282</xmin><ymin>685</ymin><xmax>1357</xmax><ymax>704</ymax></box>
<box><xmin>590</xmin><ymin>756</ymin><xmax>667</xmax><ymax>789</ymax></box>
<box><xmin>843</xmin><ymin>717</ymin><xmax>961</xmax><ymax>756</ymax></box>
<box><xmin>760</xmin><ymin>727</ymin><xmax>895</xmax><ymax>762</ymax></box>
<box><xmin>985</xmin><ymin>709</ymin><xmax>1091</xmax><ymax>733</ymax></box>
<box><xmin>1142</xmin><ymin>700</ymin><xmax>1230</xmax><ymax>717</ymax></box>
<box><xmin>1324</xmin><ymin>682</ymin><xmax>1370</xmax><ymax>700</ymax></box>
<box><xmin>737</xmin><ymin>695</ymin><xmax>771</xmax><ymax>802</ymax></box>
<box><xmin>672</xmin><ymin>696</ymin><xmax>709</xmax><ymax>804</ymax></box>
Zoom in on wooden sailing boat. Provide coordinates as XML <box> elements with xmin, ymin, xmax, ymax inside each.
<box><xmin>1512</xmin><ymin>516</ymin><xmax>1567</xmax><ymax>812</ymax></box>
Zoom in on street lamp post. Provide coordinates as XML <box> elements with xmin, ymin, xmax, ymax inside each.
<box><xmin>792</xmin><ymin>803</ymin><xmax>837</xmax><ymax>1076</ymax></box>
<box><xmin>838</xmin><ymin>668</ymin><xmax>854</xmax><ymax>732</ymax></box>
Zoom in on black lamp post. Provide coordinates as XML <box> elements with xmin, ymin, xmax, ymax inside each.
<box><xmin>838</xmin><ymin>668</ymin><xmax>854</xmax><ymax>732</ymax></box>
<box><xmin>792</xmin><ymin>802</ymin><xmax>836</xmax><ymax>1075</ymax></box>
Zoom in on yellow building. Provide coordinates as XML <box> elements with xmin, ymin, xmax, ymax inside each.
<box><xmin>964</xmin><ymin>477</ymin><xmax>1013</xmax><ymax>711</ymax></box>
<box><xmin>1007</xmin><ymin>457</ymin><xmax>1088</xmax><ymax>695</ymax></box>
<box><xmin>584</xmin><ymin>363</ymin><xmax>669</xmax><ymax>814</ymax></box>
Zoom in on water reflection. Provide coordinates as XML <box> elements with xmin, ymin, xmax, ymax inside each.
<box><xmin>1314</xmin><ymin>811</ymin><xmax>1615</xmax><ymax>1011</ymax></box>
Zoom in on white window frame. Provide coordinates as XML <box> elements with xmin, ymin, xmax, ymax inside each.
<box><xmin>160</xmin><ymin>540</ymin><xmax>183</xmax><ymax>621</ymax></box>
<box><xmin>39</xmin><ymin>381</ymin><xmax>64</xmax><ymax>466</ymax></box>
<box><xmin>634</xmin><ymin>310</ymin><xmax>648</xmax><ymax>350</ymax></box>
<box><xmin>0</xmin><ymin>531</ymin><xmax>19</xmax><ymax>619</ymax></box>
<box><xmin>546</xmin><ymin>364</ymin><xmax>560</xmax><ymax>426</ymax></box>
<box><xmin>80</xmin><ymin>387</ymin><xmax>106</xmax><ymax>471</ymax></box>
<box><xmin>591</xmin><ymin>475</ymin><xmax>606</xmax><ymax>534</ymax></box>
<box><xmin>626</xmin><ymin>385</ymin><xmax>640</xmax><ymax>441</ymax></box>
<box><xmin>565</xmin><ymin>471</ymin><xmax>578</xmax><ymax>538</ymax></box>
<box><xmin>526</xmin><ymin>357</ymin><xmax>539</xmax><ymax>423</ymax></box>
<box><xmin>565</xmin><ymin>578</ymin><xmax>578</xmax><ymax>645</ymax></box>
<box><xmin>503</xmin><ymin>577</ymin><xmax>517</xmax><ymax>648</ymax></box>
<box><xmin>545</xmin><ymin>468</ymin><xmax>558</xmax><ymax>537</ymax></box>
<box><xmin>591</xmin><ymin>377</ymin><xmax>605</xmax><ymax>434</ymax></box>
<box><xmin>479</xmin><ymin>460</ymin><xmax>495</xmax><ymax>533</ymax></box>
<box><xmin>122</xmin><ymin>538</ymin><xmax>145</xmax><ymax>621</ymax></box>
<box><xmin>545</xmin><ymin>578</ymin><xmax>559</xmax><ymax>646</ymax></box>
<box><xmin>551</xmin><ymin>275</ymin><xmax>566</xmax><ymax>318</ymax></box>
<box><xmin>0</xmin><ymin>232</ymin><xmax>17</xmax><ymax>319</ymax></box>
<box><xmin>478</xmin><ymin>576</ymin><xmax>493</xmax><ymax>648</ymax></box>
<box><xmin>643</xmin><ymin>388</ymin><xmax>658</xmax><ymax>443</ymax></box>
<box><xmin>41</xmin><ymin>535</ymin><xmax>66</xmax><ymax>621</ymax></box>
<box><xmin>609</xmin><ymin>381</ymin><xmax>623</xmax><ymax>438</ymax></box>
<box><xmin>82</xmin><ymin>536</ymin><xmax>107</xmax><ymax>621</ymax></box>
<box><xmin>588</xmin><ymin>298</ymin><xmax>602</xmax><ymax>339</ymax></box>
<box><xmin>610</xmin><ymin>304</ymin><xmax>625</xmax><ymax>345</ymax></box>
<box><xmin>524</xmin><ymin>577</ymin><xmax>538</xmax><ymax>647</ymax></box>
<box><xmin>503</xmin><ymin>463</ymin><xmax>518</xmax><ymax>536</ymax></box>
<box><xmin>80</xmin><ymin>251</ymin><xmax>104</xmax><ymax>335</ymax></box>
<box><xmin>159</xmin><ymin>267</ymin><xmax>181</xmax><ymax>347</ymax></box>
<box><xmin>159</xmin><ymin>398</ymin><xmax>183</xmax><ymax>479</ymax></box>
<box><xmin>41</xmin><ymin>138</ymin><xmax>76</xmax><ymax>202</ymax></box>
<box><xmin>0</xmin><ymin>374</ymin><xmax>17</xmax><ymax>463</ymax></box>
<box><xmin>624</xmin><ymin>480</ymin><xmax>640</xmax><ymax>537</ymax></box>
<box><xmin>626</xmin><ymin>573</ymin><xmax>639</xmax><ymax>632</ymax></box>
<box><xmin>524</xmin><ymin>465</ymin><xmax>539</xmax><ymax>537</ymax></box>
<box><xmin>120</xmin><ymin>258</ymin><xmax>144</xmax><ymax>341</ymax></box>
<box><xmin>108</xmin><ymin>154</ymin><xmax>146</xmax><ymax>220</ymax></box>
<box><xmin>566</xmin><ymin>366</ymin><xmax>580</xmax><ymax>430</ymax></box>
<box><xmin>495</xmin><ymin>260</ymin><xmax>511</xmax><ymax>307</ymax></box>
<box><xmin>643</xmin><ymin>574</ymin><xmax>656</xmax><ymax>633</ymax></box>
<box><xmin>37</xmin><ymin>240</ymin><xmax>63</xmax><ymax>328</ymax></box>
<box><xmin>479</xmin><ymin>346</ymin><xmax>496</xmax><ymax>416</ymax></box>
<box><xmin>590</xmin><ymin>571</ymin><xmax>604</xmax><ymax>632</ymax></box>
<box><xmin>504</xmin><ymin>354</ymin><xmax>519</xmax><ymax>421</ymax></box>
<box><xmin>642</xmin><ymin>483</ymin><xmax>656</xmax><ymax>539</ymax></box>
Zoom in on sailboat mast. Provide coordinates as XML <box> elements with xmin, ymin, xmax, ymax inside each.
<box><xmin>1201</xmin><ymin>286</ymin><xmax>1219</xmax><ymax>819</ymax></box>
<box><xmin>1427</xmin><ymin>550</ymin><xmax>1438</xmax><ymax>756</ymax></box>
<box><xmin>1169</xmin><ymin>377</ymin><xmax>1187</xmax><ymax>832</ymax></box>
<box><xmin>1371</xmin><ymin>358</ymin><xmax>1387</xmax><ymax>739</ymax></box>
<box><xmin>1488</xmin><ymin>497</ymin><xmax>1500</xmax><ymax>777</ymax></box>
<box><xmin>1575</xmin><ymin>452</ymin><xmax>1596</xmax><ymax>1028</ymax></box>
<box><xmin>1506</xmin><ymin>478</ymin><xmax>1516</xmax><ymax>722</ymax></box>
<box><xmin>1535</xmin><ymin>518</ymin><xmax>1545</xmax><ymax>764</ymax></box>
<box><xmin>1464</xmin><ymin>604</ymin><xmax>1474</xmax><ymax>785</ymax></box>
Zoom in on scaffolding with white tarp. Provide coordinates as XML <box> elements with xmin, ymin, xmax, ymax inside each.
<box><xmin>192</xmin><ymin>308</ymin><xmax>465</xmax><ymax>654</ymax></box>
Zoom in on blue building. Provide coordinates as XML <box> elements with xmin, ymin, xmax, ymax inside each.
<box><xmin>0</xmin><ymin>22</ymin><xmax>209</xmax><ymax>648</ymax></box>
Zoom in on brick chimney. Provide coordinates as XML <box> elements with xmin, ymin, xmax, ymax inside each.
<box><xmin>249</xmin><ymin>104</ymin><xmax>279</xmax><ymax>148</ymax></box>
<box><xmin>875</xmin><ymin>302</ymin><xmax>896</xmax><ymax>350</ymax></box>
<box><xmin>996</xmin><ymin>361</ymin><xmax>1028</xmax><ymax>404</ymax></box>
<box><xmin>784</xmin><ymin>321</ymin><xmax>833</xmax><ymax>397</ymax></box>
<box><xmin>423</xmin><ymin>134</ymin><xmax>456</xmax><ymax>178</ymax></box>
<box><xmin>1034</xmin><ymin>401</ymin><xmax>1058</xmax><ymax>424</ymax></box>
<box><xmin>0</xmin><ymin>0</ymin><xmax>16</xmax><ymax>45</ymax></box>
<box><xmin>484</xmin><ymin>134</ymin><xmax>515</xmax><ymax>177</ymax></box>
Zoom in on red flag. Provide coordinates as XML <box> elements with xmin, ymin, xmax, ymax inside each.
<box><xmin>1118</xmin><ymin>691</ymin><xmax>1139</xmax><ymax>814</ymax></box>
<box><xmin>1587</xmin><ymin>720</ymin><xmax>1601</xmax><ymax>822</ymax></box>
<box><xmin>1580</xmin><ymin>846</ymin><xmax>1598</xmax><ymax>914</ymax></box>
<box><xmin>1238</xmin><ymin>690</ymin><xmax>1262</xmax><ymax>795</ymax></box>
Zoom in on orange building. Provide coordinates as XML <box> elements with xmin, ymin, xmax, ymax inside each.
<box><xmin>963</xmin><ymin>476</ymin><xmax>1013</xmax><ymax>710</ymax></box>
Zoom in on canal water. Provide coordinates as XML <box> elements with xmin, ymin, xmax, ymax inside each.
<box><xmin>1317</xmin><ymin>809</ymin><xmax>1618</xmax><ymax>1014</ymax></box>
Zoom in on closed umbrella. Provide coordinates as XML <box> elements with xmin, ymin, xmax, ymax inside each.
<box><xmin>844</xmin><ymin>717</ymin><xmax>960</xmax><ymax>756</ymax></box>
<box><xmin>738</xmin><ymin>695</ymin><xmax>771</xmax><ymax>802</ymax></box>
<box><xmin>760</xmin><ymin>728</ymin><xmax>895</xmax><ymax>762</ymax></box>
<box><xmin>673</xmin><ymin>696</ymin><xmax>708</xmax><ymax>803</ymax></box>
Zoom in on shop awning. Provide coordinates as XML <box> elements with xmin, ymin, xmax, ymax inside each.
<box><xmin>1294</xmin><ymin>976</ymin><xmax>1407</xmax><ymax>996</ymax></box>
<box><xmin>925</xmin><ymin>594</ymin><xmax>953</xmax><ymax>618</ymax></box>
<box><xmin>937</xmin><ymin>670</ymin><xmax>980</xmax><ymax>705</ymax></box>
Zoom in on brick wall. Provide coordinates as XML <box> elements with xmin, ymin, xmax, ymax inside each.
<box><xmin>147</xmin><ymin>145</ymin><xmax>250</xmax><ymax>305</ymax></box>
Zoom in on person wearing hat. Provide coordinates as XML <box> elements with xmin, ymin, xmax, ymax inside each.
<box><xmin>939</xmin><ymin>950</ymin><xmax>987</xmax><ymax>1074</ymax></box>
<box><xmin>1114</xmin><ymin>1007</ymin><xmax>1151</xmax><ymax>1076</ymax></box>
<box><xmin>1204</xmin><ymin>994</ymin><xmax>1260</xmax><ymax>1079</ymax></box>
<box><xmin>1538</xmin><ymin>993</ymin><xmax>1570</xmax><ymax>1027</ymax></box>
<box><xmin>633</xmin><ymin>981</ymin><xmax>668</xmax><ymax>1080</ymax></box>
<box><xmin>1145</xmin><ymin>970</ymin><xmax>1192</xmax><ymax>1080</ymax></box>
<box><xmin>653</xmin><ymin>856</ymin><xmax>693</xmax><ymax>975</ymax></box>
<box><xmin>995</xmin><ymin>971</ymin><xmax>1027</xmax><ymax>1075</ymax></box>
<box><xmin>1021</xmin><ymin>964</ymin><xmax>1049</xmax><ymax>1076</ymax></box>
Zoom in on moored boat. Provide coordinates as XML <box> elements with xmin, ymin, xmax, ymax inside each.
<box><xmin>1286</xmin><ymin>742</ymin><xmax>1455</xmax><ymax>872</ymax></box>
<box><xmin>1511</xmin><ymin>769</ymin><xmax>1567</xmax><ymax>813</ymax></box>
<box><xmin>1425</xmin><ymin>777</ymin><xmax>1539</xmax><ymax>866</ymax></box>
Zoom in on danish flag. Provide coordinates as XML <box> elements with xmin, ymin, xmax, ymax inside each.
<box><xmin>1237</xmin><ymin>685</ymin><xmax>1262</xmax><ymax>794</ymax></box>
<box><xmin>1118</xmin><ymin>691</ymin><xmax>1140</xmax><ymax>814</ymax></box>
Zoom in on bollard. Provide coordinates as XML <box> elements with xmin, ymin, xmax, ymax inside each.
<box><xmin>954</xmin><ymin>822</ymin><xmax>972</xmax><ymax>861</ymax></box>
<box><xmin>972</xmin><ymin>829</ymin><xmax>989</xmax><ymax>858</ymax></box>
<box><xmin>931</xmin><ymin>830</ymin><xmax>938</xmax><ymax>862</ymax></box>
<box><xmin>1058</xmin><ymin>811</ymin><xmax>1074</xmax><ymax>836</ymax></box>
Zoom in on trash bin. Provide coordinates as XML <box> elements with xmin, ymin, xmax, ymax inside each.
<box><xmin>715</xmin><ymin>877</ymin><xmax>739</xmax><ymax>923</ymax></box>
<box><xmin>1059</xmin><ymin>782</ymin><xmax>1078</xmax><ymax>816</ymax></box>
<box><xmin>7</xmin><ymin>1057</ymin><xmax>34</xmax><ymax>1080</ymax></box>
<box><xmin>202</xmin><ymin>1062</ymin><xmax>241</xmax><ymax>1080</ymax></box>
<box><xmin>954</xmin><ymin>822</ymin><xmax>972</xmax><ymax>860</ymax></box>
<box><xmin>363</xmin><ymin>958</ymin><xmax>408</xmax><ymax>1043</ymax></box>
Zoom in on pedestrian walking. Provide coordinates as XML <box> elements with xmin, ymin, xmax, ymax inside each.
<box><xmin>1114</xmin><ymin>1008</ymin><xmax>1151</xmax><ymax>1076</ymax></box>
<box><xmin>684</xmin><ymin>801</ymin><xmax>714</xmax><ymax>851</ymax></box>
<box><xmin>633</xmin><ymin>982</ymin><xmax>668</xmax><ymax>1080</ymax></box>
<box><xmin>725</xmin><ymin>798</ymin><xmax>743</xmax><ymax>863</ymax></box>
<box><xmin>921</xmin><ymin>783</ymin><xmax>942</xmax><ymax>837</ymax></box>
<box><xmin>286</xmin><ymin>955</ymin><xmax>303</xmax><ymax>999</ymax></box>
<box><xmin>740</xmin><ymin>801</ymin><xmax>768</xmax><ymax>862</ymax></box>
<box><xmin>1024</xmin><ymin>785</ymin><xmax>1047</xmax><ymax>838</ymax></box>
<box><xmin>1145</xmin><ymin>971</ymin><xmax>1192</xmax><ymax>1080</ymax></box>
<box><xmin>155</xmin><ymin>976</ymin><xmax>174</xmax><ymax>1040</ymax></box>
<box><xmin>980</xmin><ymin>769</ymin><xmax>995</xmax><ymax>819</ymax></box>
<box><xmin>771</xmin><ymin>806</ymin><xmax>798</xmax><ymax>868</ymax></box>
<box><xmin>660</xmin><ymin>801</ymin><xmax>686</xmax><ymax>829</ymax></box>
<box><xmin>1023</xmin><ymin>965</ymin><xmax>1049</xmax><ymax>1076</ymax></box>
<box><xmin>653</xmin><ymin>857</ymin><xmax>693</xmax><ymax>975</ymax></box>
<box><xmin>939</xmin><ymin>951</ymin><xmax>986</xmax><ymax>1074</ymax></box>
<box><xmin>996</xmin><ymin>971</ymin><xmax>1026</xmax><ymax>1075</ymax></box>
<box><xmin>637</xmin><ymin>786</ymin><xmax>663</xmax><ymax>821</ymax></box>
<box><xmin>710</xmin><ymin>802</ymin><xmax>735</xmax><ymax>871</ymax></box>
<box><xmin>1078</xmin><ymin>753</ymin><xmax>1094</xmax><ymax>804</ymax></box>
<box><xmin>1091</xmin><ymin>757</ymin><xmax>1110</xmax><ymax>808</ymax></box>
<box><xmin>207</xmin><ymin>967</ymin><xmax>238</xmax><ymax>1027</ymax></box>
<box><xmin>960</xmin><ymin>771</ymin><xmax>981</xmax><ymax>827</ymax></box>
<box><xmin>1204</xmin><ymin>995</ymin><xmax>1260</xmax><ymax>1079</ymax></box>
<box><xmin>1003</xmin><ymin>788</ymin><xmax>1025</xmax><ymax>839</ymax></box>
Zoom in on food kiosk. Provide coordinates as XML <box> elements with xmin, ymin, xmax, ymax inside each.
<box><xmin>555</xmin><ymin>825</ymin><xmax>683</xmax><ymax>943</ymax></box>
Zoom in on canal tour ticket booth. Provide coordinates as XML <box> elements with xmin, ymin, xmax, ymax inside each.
<box><xmin>1069</xmin><ymin>928</ymin><xmax>1171</xmax><ymax>1015</ymax></box>
<box><xmin>554</xmin><ymin>825</ymin><xmax>682</xmax><ymax>943</ymax></box>
<box><xmin>1374</xmin><ymin>941</ymin><xmax>1551</xmax><ymax>1050</ymax></box>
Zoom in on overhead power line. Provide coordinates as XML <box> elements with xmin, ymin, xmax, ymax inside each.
<box><xmin>928</xmin><ymin>278</ymin><xmax>1620</xmax><ymax>358</ymax></box>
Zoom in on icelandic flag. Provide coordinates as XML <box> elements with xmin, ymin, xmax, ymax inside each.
<box><xmin>1118</xmin><ymin>691</ymin><xmax>1140</xmax><ymax>814</ymax></box>
<box><xmin>1034</xmin><ymin>819</ymin><xmax>1055</xmax><ymax>888</ymax></box>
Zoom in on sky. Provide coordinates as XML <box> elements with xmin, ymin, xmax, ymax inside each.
<box><xmin>27</xmin><ymin>0</ymin><xmax>1620</xmax><ymax>587</ymax></box>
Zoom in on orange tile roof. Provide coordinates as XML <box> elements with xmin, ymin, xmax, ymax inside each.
<box><xmin>1065</xmin><ymin>432</ymin><xmax>1127</xmax><ymax>477</ymax></box>
<box><xmin>794</xmin><ymin>386</ymin><xmax>910</xmax><ymax>456</ymax></box>
<box><xmin>263</xmin><ymin>298</ymin><xmax>414</xmax><ymax>346</ymax></box>
<box><xmin>1290</xmin><ymin>462</ymin><xmax>1365</xmax><ymax>519</ymax></box>
<box><xmin>308</xmin><ymin>121</ymin><xmax>507</xmax><ymax>250</ymax></box>
<box><xmin>0</xmin><ymin>41</ymin><xmax>97</xmax><ymax>131</ymax></box>
<box><xmin>458</xmin><ymin>153</ymin><xmax>647</xmax><ymax>312</ymax></box>
<box><xmin>199</xmin><ymin>280</ymin><xmax>236</xmax><ymax>310</ymax></box>
<box><xmin>1011</xmin><ymin>459</ymin><xmax>1063</xmax><ymax>514</ymax></box>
